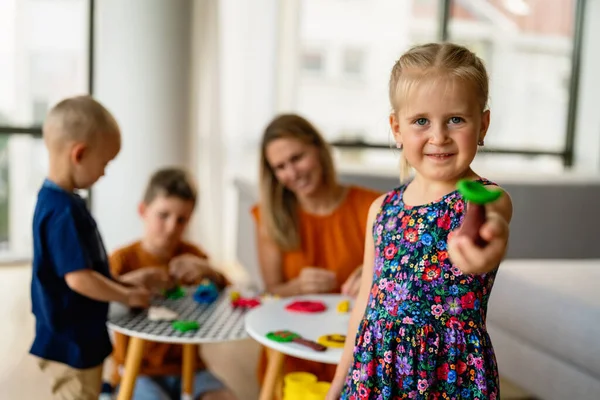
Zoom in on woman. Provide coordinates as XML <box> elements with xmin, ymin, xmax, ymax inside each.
<box><xmin>251</xmin><ymin>114</ymin><xmax>381</xmax><ymax>382</ymax></box>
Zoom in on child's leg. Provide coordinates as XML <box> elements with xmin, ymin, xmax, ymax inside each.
<box><xmin>166</xmin><ymin>370</ymin><xmax>237</xmax><ymax>400</ymax></box>
<box><xmin>117</xmin><ymin>376</ymin><xmax>171</xmax><ymax>400</ymax></box>
<box><xmin>199</xmin><ymin>388</ymin><xmax>238</xmax><ymax>400</ymax></box>
<box><xmin>35</xmin><ymin>357</ymin><xmax>103</xmax><ymax>400</ymax></box>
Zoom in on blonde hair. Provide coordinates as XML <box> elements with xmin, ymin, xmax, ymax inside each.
<box><xmin>43</xmin><ymin>95</ymin><xmax>120</xmax><ymax>146</ymax></box>
<box><xmin>389</xmin><ymin>42</ymin><xmax>489</xmax><ymax>181</ymax></box>
<box><xmin>259</xmin><ymin>114</ymin><xmax>337</xmax><ymax>250</ymax></box>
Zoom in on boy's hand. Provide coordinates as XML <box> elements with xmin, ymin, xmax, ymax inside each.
<box><xmin>448</xmin><ymin>210</ymin><xmax>509</xmax><ymax>275</ymax></box>
<box><xmin>141</xmin><ymin>267</ymin><xmax>173</xmax><ymax>292</ymax></box>
<box><xmin>120</xmin><ymin>267</ymin><xmax>173</xmax><ymax>293</ymax></box>
<box><xmin>169</xmin><ymin>254</ymin><xmax>215</xmax><ymax>285</ymax></box>
<box><xmin>126</xmin><ymin>286</ymin><xmax>151</xmax><ymax>308</ymax></box>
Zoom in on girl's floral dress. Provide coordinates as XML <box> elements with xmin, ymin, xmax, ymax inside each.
<box><xmin>342</xmin><ymin>180</ymin><xmax>500</xmax><ymax>400</ymax></box>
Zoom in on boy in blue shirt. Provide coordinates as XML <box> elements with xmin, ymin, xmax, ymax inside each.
<box><xmin>30</xmin><ymin>96</ymin><xmax>151</xmax><ymax>400</ymax></box>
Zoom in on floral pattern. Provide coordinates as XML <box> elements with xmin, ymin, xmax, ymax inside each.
<box><xmin>342</xmin><ymin>181</ymin><xmax>500</xmax><ymax>400</ymax></box>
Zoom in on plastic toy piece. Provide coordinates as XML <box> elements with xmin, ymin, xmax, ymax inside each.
<box><xmin>230</xmin><ymin>291</ymin><xmax>240</xmax><ymax>302</ymax></box>
<box><xmin>231</xmin><ymin>297</ymin><xmax>261</xmax><ymax>309</ymax></box>
<box><xmin>172</xmin><ymin>320</ymin><xmax>200</xmax><ymax>332</ymax></box>
<box><xmin>285</xmin><ymin>300</ymin><xmax>327</xmax><ymax>313</ymax></box>
<box><xmin>266</xmin><ymin>330</ymin><xmax>327</xmax><ymax>352</ymax></box>
<box><xmin>317</xmin><ymin>334</ymin><xmax>346</xmax><ymax>348</ymax></box>
<box><xmin>307</xmin><ymin>381</ymin><xmax>332</xmax><ymax>399</ymax></box>
<box><xmin>148</xmin><ymin>306</ymin><xmax>179</xmax><ymax>321</ymax></box>
<box><xmin>337</xmin><ymin>300</ymin><xmax>350</xmax><ymax>313</ymax></box>
<box><xmin>456</xmin><ymin>179</ymin><xmax>503</xmax><ymax>247</ymax></box>
<box><xmin>266</xmin><ymin>330</ymin><xmax>300</xmax><ymax>343</ymax></box>
<box><xmin>163</xmin><ymin>285</ymin><xmax>186</xmax><ymax>300</ymax></box>
<box><xmin>193</xmin><ymin>279</ymin><xmax>219</xmax><ymax>304</ymax></box>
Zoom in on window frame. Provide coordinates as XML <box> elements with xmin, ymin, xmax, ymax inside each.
<box><xmin>0</xmin><ymin>0</ymin><xmax>95</xmax><ymax>207</ymax></box>
<box><xmin>326</xmin><ymin>0</ymin><xmax>586</xmax><ymax>168</ymax></box>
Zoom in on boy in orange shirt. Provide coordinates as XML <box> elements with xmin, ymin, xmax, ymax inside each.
<box><xmin>109</xmin><ymin>167</ymin><xmax>237</xmax><ymax>400</ymax></box>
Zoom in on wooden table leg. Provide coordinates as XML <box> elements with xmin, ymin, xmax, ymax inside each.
<box><xmin>182</xmin><ymin>344</ymin><xmax>197</xmax><ymax>400</ymax></box>
<box><xmin>259</xmin><ymin>349</ymin><xmax>285</xmax><ymax>400</ymax></box>
<box><xmin>117</xmin><ymin>337</ymin><xmax>145</xmax><ymax>400</ymax></box>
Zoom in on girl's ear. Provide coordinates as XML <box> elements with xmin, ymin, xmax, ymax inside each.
<box><xmin>479</xmin><ymin>110</ymin><xmax>491</xmax><ymax>143</ymax></box>
<box><xmin>389</xmin><ymin>113</ymin><xmax>402</xmax><ymax>146</ymax></box>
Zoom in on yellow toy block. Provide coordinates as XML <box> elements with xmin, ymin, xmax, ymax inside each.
<box><xmin>337</xmin><ymin>299</ymin><xmax>350</xmax><ymax>313</ymax></box>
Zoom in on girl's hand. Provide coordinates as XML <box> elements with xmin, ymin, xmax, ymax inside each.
<box><xmin>341</xmin><ymin>267</ymin><xmax>362</xmax><ymax>298</ymax></box>
<box><xmin>448</xmin><ymin>210</ymin><xmax>510</xmax><ymax>275</ymax></box>
<box><xmin>297</xmin><ymin>267</ymin><xmax>337</xmax><ymax>294</ymax></box>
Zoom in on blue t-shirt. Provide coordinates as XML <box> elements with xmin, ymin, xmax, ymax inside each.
<box><xmin>30</xmin><ymin>179</ymin><xmax>113</xmax><ymax>369</ymax></box>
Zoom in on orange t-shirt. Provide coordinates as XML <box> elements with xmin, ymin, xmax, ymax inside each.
<box><xmin>251</xmin><ymin>185</ymin><xmax>381</xmax><ymax>382</ymax></box>
<box><xmin>109</xmin><ymin>240</ymin><xmax>217</xmax><ymax>384</ymax></box>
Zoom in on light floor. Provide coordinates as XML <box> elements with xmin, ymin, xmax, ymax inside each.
<box><xmin>0</xmin><ymin>264</ymin><xmax>534</xmax><ymax>399</ymax></box>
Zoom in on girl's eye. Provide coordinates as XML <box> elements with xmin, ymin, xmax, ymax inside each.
<box><xmin>449</xmin><ymin>117</ymin><xmax>463</xmax><ymax>124</ymax></box>
<box><xmin>415</xmin><ymin>118</ymin><xmax>428</xmax><ymax>126</ymax></box>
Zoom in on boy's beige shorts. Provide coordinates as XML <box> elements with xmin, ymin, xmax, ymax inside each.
<box><xmin>34</xmin><ymin>357</ymin><xmax>103</xmax><ymax>400</ymax></box>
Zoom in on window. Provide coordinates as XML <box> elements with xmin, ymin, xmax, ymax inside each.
<box><xmin>301</xmin><ymin>49</ymin><xmax>326</xmax><ymax>74</ymax></box>
<box><xmin>0</xmin><ymin>0</ymin><xmax>91</xmax><ymax>258</ymax></box>
<box><xmin>279</xmin><ymin>0</ymin><xmax>584</xmax><ymax>171</ymax></box>
<box><xmin>448</xmin><ymin>0</ymin><xmax>576</xmax><ymax>154</ymax></box>
<box><xmin>291</xmin><ymin>0</ymin><xmax>440</xmax><ymax>144</ymax></box>
<box><xmin>342</xmin><ymin>48</ymin><xmax>366</xmax><ymax>77</ymax></box>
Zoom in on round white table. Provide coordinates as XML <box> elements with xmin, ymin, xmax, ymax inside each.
<box><xmin>245</xmin><ymin>294</ymin><xmax>352</xmax><ymax>400</ymax></box>
<box><xmin>108</xmin><ymin>288</ymin><xmax>249</xmax><ymax>400</ymax></box>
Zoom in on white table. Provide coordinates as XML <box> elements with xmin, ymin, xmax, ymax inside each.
<box><xmin>245</xmin><ymin>294</ymin><xmax>352</xmax><ymax>400</ymax></box>
<box><xmin>108</xmin><ymin>288</ymin><xmax>248</xmax><ymax>400</ymax></box>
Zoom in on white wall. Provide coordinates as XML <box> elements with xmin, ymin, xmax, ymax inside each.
<box><xmin>92</xmin><ymin>0</ymin><xmax>192</xmax><ymax>253</ymax></box>
<box><xmin>189</xmin><ymin>0</ymin><xmax>279</xmax><ymax>264</ymax></box>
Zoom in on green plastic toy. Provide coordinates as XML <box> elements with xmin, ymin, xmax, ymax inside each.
<box><xmin>456</xmin><ymin>180</ymin><xmax>503</xmax><ymax>204</ymax></box>
<box><xmin>172</xmin><ymin>320</ymin><xmax>200</xmax><ymax>332</ymax></box>
<box><xmin>164</xmin><ymin>286</ymin><xmax>186</xmax><ymax>300</ymax></box>
<box><xmin>456</xmin><ymin>179</ymin><xmax>503</xmax><ymax>247</ymax></box>
<box><xmin>266</xmin><ymin>330</ymin><xmax>326</xmax><ymax>352</ymax></box>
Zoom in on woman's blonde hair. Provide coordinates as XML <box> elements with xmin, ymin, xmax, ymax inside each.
<box><xmin>259</xmin><ymin>114</ymin><xmax>337</xmax><ymax>250</ymax></box>
<box><xmin>389</xmin><ymin>42</ymin><xmax>489</xmax><ymax>181</ymax></box>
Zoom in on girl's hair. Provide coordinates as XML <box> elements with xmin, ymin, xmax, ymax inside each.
<box><xmin>389</xmin><ymin>42</ymin><xmax>489</xmax><ymax>181</ymax></box>
<box><xmin>259</xmin><ymin>114</ymin><xmax>337</xmax><ymax>250</ymax></box>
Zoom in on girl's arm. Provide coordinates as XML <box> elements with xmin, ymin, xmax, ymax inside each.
<box><xmin>328</xmin><ymin>194</ymin><xmax>385</xmax><ymax>397</ymax></box>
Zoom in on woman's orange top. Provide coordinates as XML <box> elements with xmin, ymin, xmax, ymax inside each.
<box><xmin>251</xmin><ymin>185</ymin><xmax>381</xmax><ymax>382</ymax></box>
<box><xmin>108</xmin><ymin>241</ymin><xmax>218</xmax><ymax>385</ymax></box>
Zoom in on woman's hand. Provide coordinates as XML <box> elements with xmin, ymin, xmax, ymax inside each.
<box><xmin>297</xmin><ymin>267</ymin><xmax>337</xmax><ymax>294</ymax></box>
<box><xmin>341</xmin><ymin>267</ymin><xmax>362</xmax><ymax>298</ymax></box>
<box><xmin>448</xmin><ymin>210</ymin><xmax>510</xmax><ymax>275</ymax></box>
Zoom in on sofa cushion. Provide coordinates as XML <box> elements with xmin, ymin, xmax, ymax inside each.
<box><xmin>487</xmin><ymin>259</ymin><xmax>600</xmax><ymax>379</ymax></box>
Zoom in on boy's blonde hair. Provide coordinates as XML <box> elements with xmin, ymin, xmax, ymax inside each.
<box><xmin>43</xmin><ymin>95</ymin><xmax>120</xmax><ymax>145</ymax></box>
<box><xmin>259</xmin><ymin>114</ymin><xmax>337</xmax><ymax>251</ymax></box>
<box><xmin>389</xmin><ymin>42</ymin><xmax>489</xmax><ymax>181</ymax></box>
